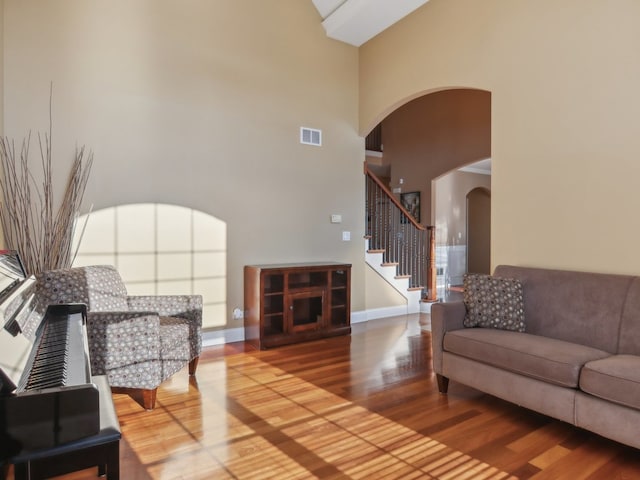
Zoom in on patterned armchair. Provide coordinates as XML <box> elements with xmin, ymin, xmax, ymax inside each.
<box><xmin>34</xmin><ymin>265</ymin><xmax>202</xmax><ymax>410</ymax></box>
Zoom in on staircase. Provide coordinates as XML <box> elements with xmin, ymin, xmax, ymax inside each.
<box><xmin>364</xmin><ymin>163</ymin><xmax>437</xmax><ymax>313</ymax></box>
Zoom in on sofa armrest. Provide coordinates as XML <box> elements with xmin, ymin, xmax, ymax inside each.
<box><xmin>126</xmin><ymin>295</ymin><xmax>203</xmax><ymax>327</ymax></box>
<box><xmin>86</xmin><ymin>312</ymin><xmax>161</xmax><ymax>374</ymax></box>
<box><xmin>431</xmin><ymin>300</ymin><xmax>466</xmax><ymax>375</ymax></box>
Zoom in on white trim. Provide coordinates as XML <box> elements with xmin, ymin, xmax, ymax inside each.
<box><xmin>201</xmin><ymin>306</ymin><xmax>431</xmax><ymax>345</ymax></box>
<box><xmin>458</xmin><ymin>158</ymin><xmax>492</xmax><ymax>176</ymax></box>
<box><xmin>358</xmin><ymin>305</ymin><xmax>411</xmax><ymax>321</ymax></box>
<box><xmin>351</xmin><ymin>310</ymin><xmax>368</xmax><ymax>324</ymax></box>
<box><xmin>365</xmin><ymin>150</ymin><xmax>383</xmax><ymax>158</ymax></box>
<box><xmin>457</xmin><ymin>166</ymin><xmax>491</xmax><ymax>176</ymax></box>
<box><xmin>202</xmin><ymin>327</ymin><xmax>245</xmax><ymax>347</ymax></box>
<box><xmin>420</xmin><ymin>301</ymin><xmax>434</xmax><ymax>314</ymax></box>
<box><xmin>319</xmin><ymin>0</ymin><xmax>430</xmax><ymax>47</ymax></box>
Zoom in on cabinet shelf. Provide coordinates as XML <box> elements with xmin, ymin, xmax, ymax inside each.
<box><xmin>288</xmin><ymin>284</ymin><xmax>321</xmax><ymax>291</ymax></box>
<box><xmin>244</xmin><ymin>262</ymin><xmax>351</xmax><ymax>349</ymax></box>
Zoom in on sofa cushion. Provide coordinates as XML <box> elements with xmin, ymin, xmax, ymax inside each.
<box><xmin>463</xmin><ymin>273</ymin><xmax>525</xmax><ymax>332</ymax></box>
<box><xmin>580</xmin><ymin>355</ymin><xmax>640</xmax><ymax>410</ymax></box>
<box><xmin>443</xmin><ymin>329</ymin><xmax>611</xmax><ymax>387</ymax></box>
<box><xmin>493</xmin><ymin>265</ymin><xmax>633</xmax><ymax>353</ymax></box>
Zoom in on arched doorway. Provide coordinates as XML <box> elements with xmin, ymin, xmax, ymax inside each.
<box><xmin>433</xmin><ymin>163</ymin><xmax>491</xmax><ymax>296</ymax></box>
<box><xmin>364</xmin><ymin>87</ymin><xmax>491</xmax><ymax>301</ymax></box>
<box><xmin>467</xmin><ymin>187</ymin><xmax>491</xmax><ymax>274</ymax></box>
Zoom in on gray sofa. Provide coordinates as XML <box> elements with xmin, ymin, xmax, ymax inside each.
<box><xmin>431</xmin><ymin>265</ymin><xmax>640</xmax><ymax>450</ymax></box>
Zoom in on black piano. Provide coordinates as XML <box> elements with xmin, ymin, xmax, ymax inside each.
<box><xmin>0</xmin><ymin>251</ymin><xmax>120</xmax><ymax>479</ymax></box>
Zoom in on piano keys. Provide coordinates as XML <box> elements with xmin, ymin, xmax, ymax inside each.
<box><xmin>12</xmin><ymin>304</ymin><xmax>94</xmax><ymax>393</ymax></box>
<box><xmin>0</xmin><ymin>251</ymin><xmax>100</xmax><ymax>460</ymax></box>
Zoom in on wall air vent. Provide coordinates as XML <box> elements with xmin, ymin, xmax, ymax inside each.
<box><xmin>300</xmin><ymin>127</ymin><xmax>322</xmax><ymax>146</ymax></box>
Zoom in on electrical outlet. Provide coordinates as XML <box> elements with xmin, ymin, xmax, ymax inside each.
<box><xmin>232</xmin><ymin>308</ymin><xmax>244</xmax><ymax>320</ymax></box>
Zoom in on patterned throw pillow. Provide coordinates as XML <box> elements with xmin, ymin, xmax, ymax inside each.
<box><xmin>463</xmin><ymin>273</ymin><xmax>525</xmax><ymax>332</ymax></box>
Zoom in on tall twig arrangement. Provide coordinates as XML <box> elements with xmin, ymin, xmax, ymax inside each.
<box><xmin>0</xmin><ymin>102</ymin><xmax>93</xmax><ymax>275</ymax></box>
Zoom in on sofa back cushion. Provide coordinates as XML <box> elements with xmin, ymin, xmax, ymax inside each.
<box><xmin>616</xmin><ymin>277</ymin><xmax>640</xmax><ymax>355</ymax></box>
<box><xmin>493</xmin><ymin>265</ymin><xmax>632</xmax><ymax>353</ymax></box>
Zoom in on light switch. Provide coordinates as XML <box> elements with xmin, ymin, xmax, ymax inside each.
<box><xmin>331</xmin><ymin>214</ymin><xmax>342</xmax><ymax>224</ymax></box>
<box><xmin>342</xmin><ymin>231</ymin><xmax>351</xmax><ymax>241</ymax></box>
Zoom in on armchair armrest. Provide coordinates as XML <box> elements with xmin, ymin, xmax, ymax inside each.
<box><xmin>126</xmin><ymin>295</ymin><xmax>203</xmax><ymax>327</ymax></box>
<box><xmin>86</xmin><ymin>312</ymin><xmax>161</xmax><ymax>374</ymax></box>
<box><xmin>431</xmin><ymin>300</ymin><xmax>466</xmax><ymax>375</ymax></box>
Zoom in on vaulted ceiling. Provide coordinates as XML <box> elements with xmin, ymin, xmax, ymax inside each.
<box><xmin>311</xmin><ymin>0</ymin><xmax>429</xmax><ymax>47</ymax></box>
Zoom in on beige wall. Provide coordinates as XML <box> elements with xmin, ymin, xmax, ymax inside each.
<box><xmin>434</xmin><ymin>170</ymin><xmax>491</xmax><ymax>247</ymax></box>
<box><xmin>2</xmin><ymin>0</ymin><xmax>366</xmax><ymax>328</ymax></box>
<box><xmin>365</xmin><ymin>265</ymin><xmax>405</xmax><ymax>310</ymax></box>
<box><xmin>0</xmin><ymin>0</ymin><xmax>4</xmax><ymax>246</ymax></box>
<box><xmin>467</xmin><ymin>186</ymin><xmax>491</xmax><ymax>275</ymax></box>
<box><xmin>434</xmin><ymin>170</ymin><xmax>491</xmax><ymax>285</ymax></box>
<box><xmin>0</xmin><ymin>0</ymin><xmax>3</xmax><ymax>136</ymax></box>
<box><xmin>381</xmin><ymin>89</ymin><xmax>490</xmax><ymax>225</ymax></box>
<box><xmin>361</xmin><ymin>0</ymin><xmax>640</xmax><ymax>275</ymax></box>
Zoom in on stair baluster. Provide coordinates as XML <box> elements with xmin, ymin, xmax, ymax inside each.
<box><xmin>364</xmin><ymin>163</ymin><xmax>436</xmax><ymax>301</ymax></box>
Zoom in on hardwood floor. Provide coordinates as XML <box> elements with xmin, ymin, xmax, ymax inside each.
<box><xmin>9</xmin><ymin>314</ymin><xmax>640</xmax><ymax>479</ymax></box>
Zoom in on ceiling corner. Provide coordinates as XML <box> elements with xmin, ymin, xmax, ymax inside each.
<box><xmin>312</xmin><ymin>0</ymin><xmax>429</xmax><ymax>47</ymax></box>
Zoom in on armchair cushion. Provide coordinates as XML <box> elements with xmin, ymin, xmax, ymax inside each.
<box><xmin>128</xmin><ymin>295</ymin><xmax>202</xmax><ymax>358</ymax></box>
<box><xmin>86</xmin><ymin>311</ymin><xmax>161</xmax><ymax>373</ymax></box>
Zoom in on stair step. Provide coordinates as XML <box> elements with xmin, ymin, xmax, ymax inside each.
<box><xmin>364</xmin><ymin>237</ymin><xmax>421</xmax><ymax>313</ymax></box>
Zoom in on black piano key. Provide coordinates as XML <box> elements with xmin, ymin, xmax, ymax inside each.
<box><xmin>14</xmin><ymin>303</ymin><xmax>90</xmax><ymax>393</ymax></box>
<box><xmin>28</xmin><ymin>364</ymin><xmax>67</xmax><ymax>379</ymax></box>
<box><xmin>23</xmin><ymin>314</ymin><xmax>71</xmax><ymax>390</ymax></box>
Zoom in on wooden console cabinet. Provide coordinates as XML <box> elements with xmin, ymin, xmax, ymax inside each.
<box><xmin>244</xmin><ymin>262</ymin><xmax>351</xmax><ymax>349</ymax></box>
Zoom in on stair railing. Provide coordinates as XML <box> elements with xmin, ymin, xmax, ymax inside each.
<box><xmin>365</xmin><ymin>163</ymin><xmax>437</xmax><ymax>301</ymax></box>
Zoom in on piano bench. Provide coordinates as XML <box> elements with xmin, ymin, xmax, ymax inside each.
<box><xmin>8</xmin><ymin>376</ymin><xmax>121</xmax><ymax>480</ymax></box>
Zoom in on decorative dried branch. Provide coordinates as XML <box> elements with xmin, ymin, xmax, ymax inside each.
<box><xmin>0</xmin><ymin>101</ymin><xmax>93</xmax><ymax>275</ymax></box>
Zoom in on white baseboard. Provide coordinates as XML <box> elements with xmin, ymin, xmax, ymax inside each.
<box><xmin>351</xmin><ymin>310</ymin><xmax>368</xmax><ymax>324</ymax></box>
<box><xmin>203</xmin><ymin>305</ymin><xmax>433</xmax><ymax>346</ymax></box>
<box><xmin>202</xmin><ymin>327</ymin><xmax>245</xmax><ymax>347</ymax></box>
<box><xmin>420</xmin><ymin>301</ymin><xmax>434</xmax><ymax>314</ymax></box>
<box><xmin>354</xmin><ymin>305</ymin><xmax>409</xmax><ymax>322</ymax></box>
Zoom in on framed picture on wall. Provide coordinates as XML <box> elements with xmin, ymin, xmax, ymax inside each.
<box><xmin>400</xmin><ymin>191</ymin><xmax>420</xmax><ymax>223</ymax></box>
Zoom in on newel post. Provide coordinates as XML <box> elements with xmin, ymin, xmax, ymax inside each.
<box><xmin>425</xmin><ymin>226</ymin><xmax>437</xmax><ymax>302</ymax></box>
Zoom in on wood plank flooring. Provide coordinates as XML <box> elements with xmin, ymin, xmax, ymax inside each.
<box><xmin>8</xmin><ymin>314</ymin><xmax>640</xmax><ymax>479</ymax></box>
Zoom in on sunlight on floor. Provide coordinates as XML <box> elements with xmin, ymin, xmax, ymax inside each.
<box><xmin>124</xmin><ymin>356</ymin><xmax>517</xmax><ymax>479</ymax></box>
